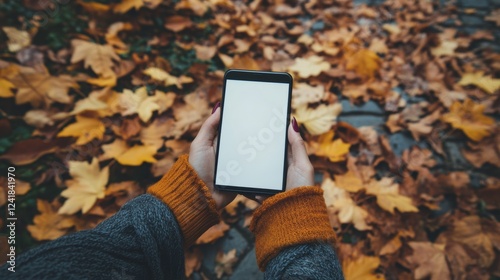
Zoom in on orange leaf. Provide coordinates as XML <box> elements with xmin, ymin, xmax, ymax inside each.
<box><xmin>441</xmin><ymin>99</ymin><xmax>494</xmax><ymax>141</ymax></box>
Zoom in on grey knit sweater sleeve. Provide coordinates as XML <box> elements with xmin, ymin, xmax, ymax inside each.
<box><xmin>1</xmin><ymin>194</ymin><xmax>185</xmax><ymax>279</ymax></box>
<box><xmin>2</xmin><ymin>194</ymin><xmax>343</xmax><ymax>279</ymax></box>
<box><xmin>264</xmin><ymin>243</ymin><xmax>344</xmax><ymax>280</ymax></box>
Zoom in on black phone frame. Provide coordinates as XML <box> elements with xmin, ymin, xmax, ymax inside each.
<box><xmin>213</xmin><ymin>69</ymin><xmax>293</xmax><ymax>195</ymax></box>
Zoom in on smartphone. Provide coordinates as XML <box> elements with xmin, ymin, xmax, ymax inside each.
<box><xmin>214</xmin><ymin>69</ymin><xmax>293</xmax><ymax>195</ymax></box>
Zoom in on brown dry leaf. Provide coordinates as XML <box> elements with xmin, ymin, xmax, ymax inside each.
<box><xmin>105</xmin><ymin>181</ymin><xmax>143</xmax><ymax>206</ymax></box>
<box><xmin>175</xmin><ymin>0</ymin><xmax>209</xmax><ymax>16</ymax></box>
<box><xmin>151</xmin><ymin>153</ymin><xmax>176</xmax><ymax>177</ymax></box>
<box><xmin>58</xmin><ymin>115</ymin><xmax>105</xmax><ymax>145</ymax></box>
<box><xmin>27</xmin><ymin>200</ymin><xmax>75</xmax><ymax>241</ymax></box>
<box><xmin>2</xmin><ymin>27</ymin><xmax>31</xmax><ymax>52</ymax></box>
<box><xmin>165</xmin><ymin>16</ymin><xmax>193</xmax><ymax>32</ymax></box>
<box><xmin>288</xmin><ymin>55</ymin><xmax>330</xmax><ymax>78</ymax></box>
<box><xmin>365</xmin><ymin>177</ymin><xmax>418</xmax><ymax>214</ymax></box>
<box><xmin>448</xmin><ymin>216</ymin><xmax>500</xmax><ymax>267</ymax></box>
<box><xmin>116</xmin><ymin>145</ymin><xmax>157</xmax><ymax>166</ymax></box>
<box><xmin>441</xmin><ymin>99</ymin><xmax>494</xmax><ymax>142</ymax></box>
<box><xmin>431</xmin><ymin>36</ymin><xmax>458</xmax><ymax>57</ymax></box>
<box><xmin>345</xmin><ymin>49</ymin><xmax>381</xmax><ymax>80</ymax></box>
<box><xmin>294</xmin><ymin>103</ymin><xmax>342</xmax><ymax>135</ymax></box>
<box><xmin>407</xmin><ymin>110</ymin><xmax>441</xmax><ymax>141</ymax></box>
<box><xmin>184</xmin><ymin>247</ymin><xmax>203</xmax><ymax>277</ymax></box>
<box><xmin>173</xmin><ymin>92</ymin><xmax>210</xmax><ymax>137</ymax></box>
<box><xmin>111</xmin><ymin>117</ymin><xmax>142</xmax><ymax>139</ymax></box>
<box><xmin>232</xmin><ymin>54</ymin><xmax>260</xmax><ymax>70</ymax></box>
<box><xmin>406</xmin><ymin>242</ymin><xmax>451</xmax><ymax>280</ymax></box>
<box><xmin>194</xmin><ymin>45</ymin><xmax>217</xmax><ymax>60</ymax></box>
<box><xmin>196</xmin><ymin>220</ymin><xmax>230</xmax><ymax>244</ymax></box>
<box><xmin>71</xmin><ymin>39</ymin><xmax>120</xmax><ymax>78</ymax></box>
<box><xmin>379</xmin><ymin>234</ymin><xmax>403</xmax><ymax>255</ymax></box>
<box><xmin>0</xmin><ymin>137</ymin><xmax>72</xmax><ymax>165</ymax></box>
<box><xmin>113</xmin><ymin>0</ymin><xmax>143</xmax><ymax>13</ymax></box>
<box><xmin>369</xmin><ymin>38</ymin><xmax>388</xmax><ymax>54</ymax></box>
<box><xmin>58</xmin><ymin>158</ymin><xmax>109</xmax><ymax>215</ymax></box>
<box><xmin>458</xmin><ymin>72</ymin><xmax>500</xmax><ymax>94</ymax></box>
<box><xmin>140</xmin><ymin>117</ymin><xmax>176</xmax><ymax>149</ymax></box>
<box><xmin>215</xmin><ymin>249</ymin><xmax>238</xmax><ymax>278</ymax></box>
<box><xmin>143</xmin><ymin>67</ymin><xmax>193</xmax><ymax>88</ymax></box>
<box><xmin>292</xmin><ymin>83</ymin><xmax>325</xmax><ymax>109</ymax></box>
<box><xmin>118</xmin><ymin>87</ymin><xmax>175</xmax><ymax>122</ymax></box>
<box><xmin>385</xmin><ymin>114</ymin><xmax>404</xmax><ymax>133</ymax></box>
<box><xmin>313</xmin><ymin>131</ymin><xmax>351</xmax><ymax>162</ymax></box>
<box><xmin>485</xmin><ymin>10</ymin><xmax>500</xmax><ymax>26</ymax></box>
<box><xmin>322</xmin><ymin>177</ymin><xmax>371</xmax><ymax>231</ymax></box>
<box><xmin>343</xmin><ymin>254</ymin><xmax>384</xmax><ymax>280</ymax></box>
<box><xmin>106</xmin><ymin>22</ymin><xmax>133</xmax><ymax>50</ymax></box>
<box><xmin>10</xmin><ymin>68</ymin><xmax>78</xmax><ymax>108</ymax></box>
<box><xmin>462</xmin><ymin>132</ymin><xmax>500</xmax><ymax>168</ymax></box>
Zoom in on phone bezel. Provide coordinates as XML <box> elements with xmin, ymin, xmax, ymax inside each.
<box><xmin>214</xmin><ymin>69</ymin><xmax>293</xmax><ymax>195</ymax></box>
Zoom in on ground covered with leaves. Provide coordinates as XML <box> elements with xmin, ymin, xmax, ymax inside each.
<box><xmin>1</xmin><ymin>0</ymin><xmax>500</xmax><ymax>279</ymax></box>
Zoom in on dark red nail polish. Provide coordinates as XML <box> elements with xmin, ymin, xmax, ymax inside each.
<box><xmin>292</xmin><ymin>117</ymin><xmax>299</xmax><ymax>132</ymax></box>
<box><xmin>212</xmin><ymin>102</ymin><xmax>220</xmax><ymax>114</ymax></box>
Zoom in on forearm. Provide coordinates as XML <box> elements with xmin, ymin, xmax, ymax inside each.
<box><xmin>1</xmin><ymin>194</ymin><xmax>184</xmax><ymax>279</ymax></box>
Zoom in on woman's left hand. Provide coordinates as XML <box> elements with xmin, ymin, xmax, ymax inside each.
<box><xmin>189</xmin><ymin>103</ymin><xmax>236</xmax><ymax>210</ymax></box>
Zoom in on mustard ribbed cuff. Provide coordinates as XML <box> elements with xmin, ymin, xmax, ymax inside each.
<box><xmin>250</xmin><ymin>187</ymin><xmax>337</xmax><ymax>270</ymax></box>
<box><xmin>147</xmin><ymin>155</ymin><xmax>220</xmax><ymax>247</ymax></box>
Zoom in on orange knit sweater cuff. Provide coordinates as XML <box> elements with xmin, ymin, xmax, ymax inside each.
<box><xmin>147</xmin><ymin>154</ymin><xmax>220</xmax><ymax>247</ymax></box>
<box><xmin>249</xmin><ymin>186</ymin><xmax>337</xmax><ymax>271</ymax></box>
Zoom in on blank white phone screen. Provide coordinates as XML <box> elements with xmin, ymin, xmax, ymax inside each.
<box><xmin>216</xmin><ymin>79</ymin><xmax>290</xmax><ymax>190</ymax></box>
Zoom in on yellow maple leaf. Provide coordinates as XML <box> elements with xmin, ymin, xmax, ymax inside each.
<box><xmin>335</xmin><ymin>170</ymin><xmax>365</xmax><ymax>192</ymax></box>
<box><xmin>314</xmin><ymin>130</ymin><xmax>351</xmax><ymax>162</ymax></box>
<box><xmin>175</xmin><ymin>0</ymin><xmax>209</xmax><ymax>16</ymax></box>
<box><xmin>343</xmin><ymin>254</ymin><xmax>385</xmax><ymax>280</ymax></box>
<box><xmin>57</xmin><ymin>115</ymin><xmax>105</xmax><ymax>145</ymax></box>
<box><xmin>70</xmin><ymin>39</ymin><xmax>120</xmax><ymax>78</ymax></box>
<box><xmin>58</xmin><ymin>158</ymin><xmax>109</xmax><ymax>214</ymax></box>
<box><xmin>2</xmin><ymin>27</ymin><xmax>31</xmax><ymax>52</ymax></box>
<box><xmin>365</xmin><ymin>177</ymin><xmax>418</xmax><ymax>214</ymax></box>
<box><xmin>27</xmin><ymin>200</ymin><xmax>75</xmax><ymax>241</ymax></box>
<box><xmin>322</xmin><ymin>177</ymin><xmax>371</xmax><ymax>231</ymax></box>
<box><xmin>345</xmin><ymin>49</ymin><xmax>381</xmax><ymax>80</ymax></box>
<box><xmin>143</xmin><ymin>67</ymin><xmax>193</xmax><ymax>89</ymax></box>
<box><xmin>288</xmin><ymin>55</ymin><xmax>330</xmax><ymax>78</ymax></box>
<box><xmin>458</xmin><ymin>72</ymin><xmax>500</xmax><ymax>94</ymax></box>
<box><xmin>294</xmin><ymin>103</ymin><xmax>342</xmax><ymax>135</ymax></box>
<box><xmin>116</xmin><ymin>144</ymin><xmax>158</xmax><ymax>166</ymax></box>
<box><xmin>441</xmin><ymin>99</ymin><xmax>494</xmax><ymax>141</ymax></box>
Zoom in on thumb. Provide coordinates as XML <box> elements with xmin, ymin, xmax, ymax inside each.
<box><xmin>194</xmin><ymin>104</ymin><xmax>221</xmax><ymax>146</ymax></box>
<box><xmin>288</xmin><ymin>117</ymin><xmax>310</xmax><ymax>165</ymax></box>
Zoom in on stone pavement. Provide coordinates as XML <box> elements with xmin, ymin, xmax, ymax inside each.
<box><xmin>193</xmin><ymin>1</ymin><xmax>499</xmax><ymax>279</ymax></box>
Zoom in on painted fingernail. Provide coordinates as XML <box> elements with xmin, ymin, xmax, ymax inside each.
<box><xmin>212</xmin><ymin>102</ymin><xmax>220</xmax><ymax>114</ymax></box>
<box><xmin>292</xmin><ymin>117</ymin><xmax>299</xmax><ymax>132</ymax></box>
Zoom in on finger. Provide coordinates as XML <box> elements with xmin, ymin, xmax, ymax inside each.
<box><xmin>288</xmin><ymin>119</ymin><xmax>310</xmax><ymax>165</ymax></box>
<box><xmin>194</xmin><ymin>105</ymin><xmax>221</xmax><ymax>146</ymax></box>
